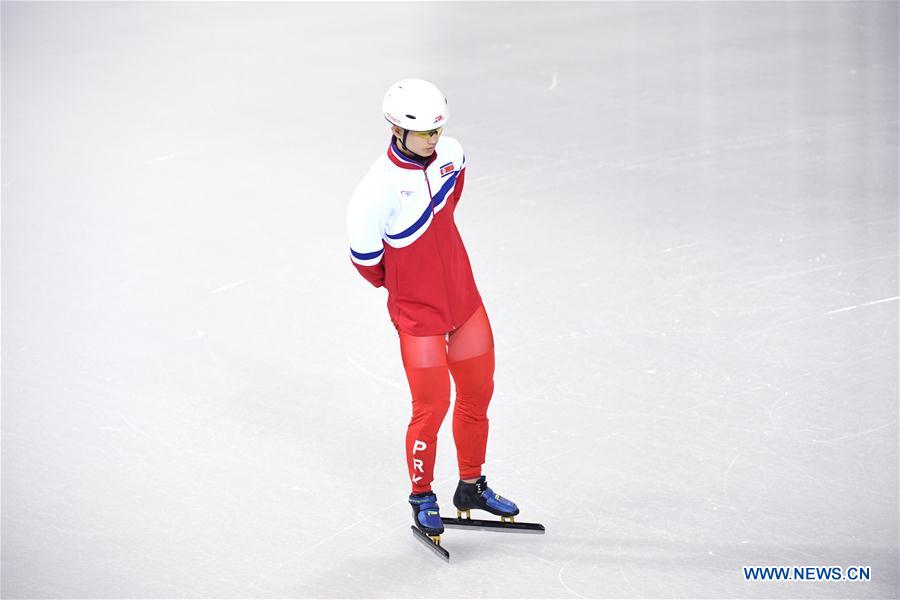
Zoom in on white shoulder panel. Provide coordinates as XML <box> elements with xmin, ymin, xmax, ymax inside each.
<box><xmin>346</xmin><ymin>156</ymin><xmax>396</xmax><ymax>266</ymax></box>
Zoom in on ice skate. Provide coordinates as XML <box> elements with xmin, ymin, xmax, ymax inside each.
<box><xmin>452</xmin><ymin>475</ymin><xmax>520</xmax><ymax>521</ymax></box>
<box><xmin>409</xmin><ymin>491</ymin><xmax>444</xmax><ymax>538</ymax></box>
<box><xmin>441</xmin><ymin>476</ymin><xmax>544</xmax><ymax>533</ymax></box>
<box><xmin>408</xmin><ymin>492</ymin><xmax>449</xmax><ymax>560</ymax></box>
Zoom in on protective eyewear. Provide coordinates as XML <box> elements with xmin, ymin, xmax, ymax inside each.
<box><xmin>409</xmin><ymin>127</ymin><xmax>444</xmax><ymax>139</ymax></box>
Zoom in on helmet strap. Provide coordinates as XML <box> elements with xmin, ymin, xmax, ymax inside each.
<box><xmin>397</xmin><ymin>129</ymin><xmax>429</xmax><ymax>162</ymax></box>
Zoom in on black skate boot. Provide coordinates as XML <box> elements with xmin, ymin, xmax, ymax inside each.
<box><xmin>453</xmin><ymin>475</ymin><xmax>520</xmax><ymax>522</ymax></box>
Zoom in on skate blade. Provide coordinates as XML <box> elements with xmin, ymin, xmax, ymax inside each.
<box><xmin>442</xmin><ymin>517</ymin><xmax>545</xmax><ymax>533</ymax></box>
<box><xmin>410</xmin><ymin>525</ymin><xmax>450</xmax><ymax>561</ymax></box>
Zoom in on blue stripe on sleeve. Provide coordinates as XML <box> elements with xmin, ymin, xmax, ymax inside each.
<box><xmin>350</xmin><ymin>247</ymin><xmax>384</xmax><ymax>261</ymax></box>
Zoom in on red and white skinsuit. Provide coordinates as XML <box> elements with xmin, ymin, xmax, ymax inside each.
<box><xmin>346</xmin><ymin>135</ymin><xmax>494</xmax><ymax>494</ymax></box>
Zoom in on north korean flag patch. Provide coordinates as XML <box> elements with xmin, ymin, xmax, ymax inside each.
<box><xmin>440</xmin><ymin>162</ymin><xmax>454</xmax><ymax>177</ymax></box>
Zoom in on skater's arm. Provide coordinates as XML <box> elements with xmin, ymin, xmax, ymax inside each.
<box><xmin>346</xmin><ymin>180</ymin><xmax>391</xmax><ymax>288</ymax></box>
<box><xmin>350</xmin><ymin>251</ymin><xmax>385</xmax><ymax>288</ymax></box>
<box><xmin>444</xmin><ymin>137</ymin><xmax>466</xmax><ymax>208</ymax></box>
<box><xmin>452</xmin><ymin>161</ymin><xmax>466</xmax><ymax>207</ymax></box>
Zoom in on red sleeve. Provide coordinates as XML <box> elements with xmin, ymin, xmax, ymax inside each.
<box><xmin>452</xmin><ymin>167</ymin><xmax>466</xmax><ymax>207</ymax></box>
<box><xmin>351</xmin><ymin>259</ymin><xmax>385</xmax><ymax>288</ymax></box>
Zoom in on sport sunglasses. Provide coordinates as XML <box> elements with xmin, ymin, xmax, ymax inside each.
<box><xmin>408</xmin><ymin>126</ymin><xmax>444</xmax><ymax>139</ymax></box>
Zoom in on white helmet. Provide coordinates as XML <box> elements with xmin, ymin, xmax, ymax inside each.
<box><xmin>382</xmin><ymin>78</ymin><xmax>449</xmax><ymax>131</ymax></box>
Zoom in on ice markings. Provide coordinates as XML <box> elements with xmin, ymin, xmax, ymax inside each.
<box><xmin>616</xmin><ymin>544</ymin><xmax>640</xmax><ymax>595</ymax></box>
<box><xmin>824</xmin><ymin>295</ymin><xmax>899</xmax><ymax>315</ymax></box>
<box><xmin>557</xmin><ymin>562</ymin><xmax>587</xmax><ymax>599</ymax></box>
<box><xmin>208</xmin><ymin>279</ymin><xmax>251</xmax><ymax>294</ymax></box>
<box><xmin>730</xmin><ymin>290</ymin><xmax>898</xmax><ymax>343</ymax></box>
<box><xmin>722</xmin><ymin>452</ymin><xmax>742</xmax><ymax>500</ymax></box>
<box><xmin>810</xmin><ymin>422</ymin><xmax>898</xmax><ymax>445</ymax></box>
<box><xmin>547</xmin><ymin>66</ymin><xmax>559</xmax><ymax>91</ymax></box>
<box><xmin>661</xmin><ymin>242</ymin><xmax>699</xmax><ymax>253</ymax></box>
<box><xmin>789</xmin><ymin>253</ymin><xmax>897</xmax><ymax>277</ymax></box>
<box><xmin>345</xmin><ymin>354</ymin><xmax>405</xmax><ymax>390</ymax></box>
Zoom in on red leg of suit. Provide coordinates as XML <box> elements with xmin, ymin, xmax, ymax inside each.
<box><xmin>448</xmin><ymin>305</ymin><xmax>494</xmax><ymax>480</ymax></box>
<box><xmin>399</xmin><ymin>334</ymin><xmax>450</xmax><ymax>494</ymax></box>
<box><xmin>399</xmin><ymin>304</ymin><xmax>495</xmax><ymax>494</ymax></box>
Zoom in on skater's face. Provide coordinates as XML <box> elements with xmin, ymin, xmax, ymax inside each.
<box><xmin>392</xmin><ymin>125</ymin><xmax>443</xmax><ymax>157</ymax></box>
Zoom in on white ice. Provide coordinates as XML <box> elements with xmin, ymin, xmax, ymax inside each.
<box><xmin>2</xmin><ymin>2</ymin><xmax>898</xmax><ymax>598</ymax></box>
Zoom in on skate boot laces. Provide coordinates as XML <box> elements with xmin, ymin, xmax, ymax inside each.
<box><xmin>477</xmin><ymin>481</ymin><xmax>504</xmax><ymax>503</ymax></box>
<box><xmin>473</xmin><ymin>477</ymin><xmax>508</xmax><ymax>504</ymax></box>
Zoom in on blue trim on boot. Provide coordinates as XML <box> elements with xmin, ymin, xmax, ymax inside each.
<box><xmin>409</xmin><ymin>492</ymin><xmax>444</xmax><ymax>535</ymax></box>
<box><xmin>453</xmin><ymin>475</ymin><xmax>520</xmax><ymax>517</ymax></box>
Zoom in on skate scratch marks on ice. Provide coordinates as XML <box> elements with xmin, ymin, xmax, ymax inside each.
<box><xmin>362</xmin><ymin>521</ymin><xmax>410</xmax><ymax>549</ymax></box>
<box><xmin>722</xmin><ymin>452</ymin><xmax>742</xmax><ymax>501</ymax></box>
<box><xmin>728</xmin><ymin>288</ymin><xmax>898</xmax><ymax>344</ymax></box>
<box><xmin>824</xmin><ymin>295</ymin><xmax>899</xmax><ymax>315</ymax></box>
<box><xmin>789</xmin><ymin>253</ymin><xmax>897</xmax><ymax>277</ymax></box>
<box><xmin>810</xmin><ymin>421</ymin><xmax>898</xmax><ymax>445</ymax></box>
<box><xmin>547</xmin><ymin>66</ymin><xmax>559</xmax><ymax>91</ymax></box>
<box><xmin>661</xmin><ymin>242</ymin><xmax>698</xmax><ymax>253</ymax></box>
<box><xmin>720</xmin><ymin>453</ymin><xmax>825</xmax><ymax>564</ymax></box>
<box><xmin>617</xmin><ymin>544</ymin><xmax>640</xmax><ymax>595</ymax></box>
<box><xmin>209</xmin><ymin>279</ymin><xmax>251</xmax><ymax>294</ymax></box>
<box><xmin>246</xmin><ymin>499</ymin><xmax>407</xmax><ymax>592</ymax></box>
<box><xmin>345</xmin><ymin>354</ymin><xmax>405</xmax><ymax>390</ymax></box>
<box><xmin>622</xmin><ymin>120</ymin><xmax>872</xmax><ymax>170</ymax></box>
<box><xmin>557</xmin><ymin>560</ymin><xmax>587</xmax><ymax>599</ymax></box>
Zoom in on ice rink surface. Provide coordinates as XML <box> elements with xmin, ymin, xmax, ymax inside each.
<box><xmin>2</xmin><ymin>2</ymin><xmax>898</xmax><ymax>598</ymax></box>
